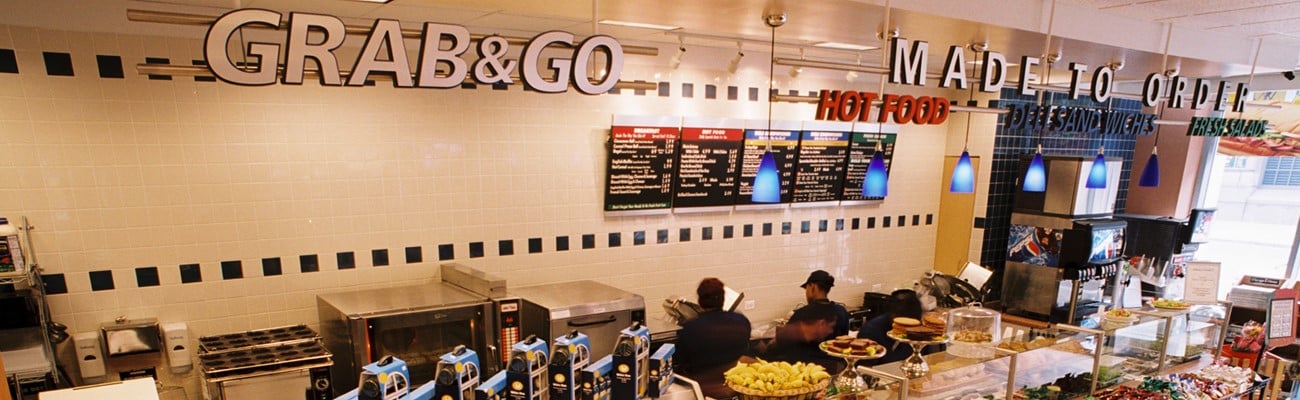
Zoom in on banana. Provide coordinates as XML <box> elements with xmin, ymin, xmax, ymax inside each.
<box><xmin>724</xmin><ymin>360</ymin><xmax>831</xmax><ymax>394</ymax></box>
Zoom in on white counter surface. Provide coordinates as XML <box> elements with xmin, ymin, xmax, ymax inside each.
<box><xmin>39</xmin><ymin>378</ymin><xmax>159</xmax><ymax>400</ymax></box>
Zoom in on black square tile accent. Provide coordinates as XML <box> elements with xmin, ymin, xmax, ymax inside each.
<box><xmin>782</xmin><ymin>222</ymin><xmax>792</xmax><ymax>235</ymax></box>
<box><xmin>470</xmin><ymin>242</ymin><xmax>485</xmax><ymax>258</ymax></box>
<box><xmin>657</xmin><ymin>82</ymin><xmax>670</xmax><ymax>97</ymax></box>
<box><xmin>42</xmin><ymin>274</ymin><xmax>67</xmax><ymax>294</ymax></box>
<box><xmin>723</xmin><ymin>225</ymin><xmax>734</xmax><ymax>239</ymax></box>
<box><xmin>607</xmin><ymin>233</ymin><xmax>621</xmax><ymax>248</ymax></box>
<box><xmin>96</xmin><ymin>55</ymin><xmax>123</xmax><ymax>78</ymax></box>
<box><xmin>899</xmin><ymin>215</ymin><xmax>907</xmax><ymax>227</ymax></box>
<box><xmin>439</xmin><ymin>244</ymin><xmax>455</xmax><ymax>260</ymax></box>
<box><xmin>300</xmin><ymin>255</ymin><xmax>319</xmax><ymax>273</ymax></box>
<box><xmin>702</xmin><ymin>227</ymin><xmax>714</xmax><ymax>240</ymax></box>
<box><xmin>192</xmin><ymin>60</ymin><xmax>216</xmax><ymax>82</ymax></box>
<box><xmin>608</xmin><ymin>87</ymin><xmax>620</xmax><ymax>95</ymax></box>
<box><xmin>819</xmin><ymin>220</ymin><xmax>829</xmax><ymax>232</ymax></box>
<box><xmin>372</xmin><ymin>249</ymin><xmax>389</xmax><ymax>266</ymax></box>
<box><xmin>926</xmin><ymin>214</ymin><xmax>934</xmax><ymax>225</ymax></box>
<box><xmin>262</xmin><ymin>258</ymin><xmax>282</xmax><ymax>276</ymax></box>
<box><xmin>43</xmin><ymin>52</ymin><xmax>73</xmax><ymax>76</ymax></box>
<box><xmin>405</xmin><ymin>246</ymin><xmax>422</xmax><ymax>263</ymax></box>
<box><xmin>337</xmin><ymin>252</ymin><xmax>356</xmax><ymax>269</ymax></box>
<box><xmin>763</xmin><ymin>223</ymin><xmax>774</xmax><ymax>236</ymax></box>
<box><xmin>800</xmin><ymin>221</ymin><xmax>810</xmax><ymax>234</ymax></box>
<box><xmin>145</xmin><ymin>57</ymin><xmax>172</xmax><ymax>80</ymax></box>
<box><xmin>913</xmin><ymin>215</ymin><xmax>921</xmax><ymax>226</ymax></box>
<box><xmin>852</xmin><ymin>218</ymin><xmax>860</xmax><ymax>230</ymax></box>
<box><xmin>89</xmin><ymin>270</ymin><xmax>114</xmax><ymax>291</ymax></box>
<box><xmin>556</xmin><ymin>236</ymin><xmax>570</xmax><ymax>251</ymax></box>
<box><xmin>867</xmin><ymin>217</ymin><xmax>877</xmax><ymax>229</ymax></box>
<box><xmin>727</xmin><ymin>86</ymin><xmax>739</xmax><ymax>100</ymax></box>
<box><xmin>836</xmin><ymin>219</ymin><xmax>845</xmax><ymax>231</ymax></box>
<box><xmin>492</xmin><ymin>82</ymin><xmax>509</xmax><ymax>90</ymax></box>
<box><xmin>180</xmin><ymin>264</ymin><xmax>202</xmax><ymax>283</ymax></box>
<box><xmin>135</xmin><ymin>267</ymin><xmax>160</xmax><ymax>287</ymax></box>
<box><xmin>0</xmin><ymin>49</ymin><xmax>17</xmax><ymax>73</ymax></box>
<box><xmin>749</xmin><ymin>87</ymin><xmax>759</xmax><ymax>101</ymax></box>
<box><xmin>634</xmin><ymin>87</ymin><xmax>647</xmax><ymax>96</ymax></box>
<box><xmin>679</xmin><ymin>228</ymin><xmax>691</xmax><ymax>242</ymax></box>
<box><xmin>221</xmin><ymin>261</ymin><xmax>243</xmax><ymax>280</ymax></box>
<box><xmin>705</xmin><ymin>84</ymin><xmax>717</xmax><ymax>99</ymax></box>
<box><xmin>461</xmin><ymin>82</ymin><xmax>477</xmax><ymax>89</ymax></box>
<box><xmin>634</xmin><ymin>231</ymin><xmax>646</xmax><ymax>245</ymax></box>
<box><xmin>500</xmin><ymin>240</ymin><xmax>515</xmax><ymax>255</ymax></box>
<box><xmin>974</xmin><ymin>217</ymin><xmax>986</xmax><ymax>229</ymax></box>
<box><xmin>743</xmin><ymin>224</ymin><xmax>753</xmax><ymax>237</ymax></box>
<box><xmin>657</xmin><ymin>229</ymin><xmax>669</xmax><ymax>244</ymax></box>
<box><xmin>582</xmin><ymin>234</ymin><xmax>595</xmax><ymax>249</ymax></box>
<box><xmin>682</xmin><ymin>83</ymin><xmax>694</xmax><ymax>98</ymax></box>
<box><xmin>883</xmin><ymin>216</ymin><xmax>892</xmax><ymax>228</ymax></box>
<box><xmin>528</xmin><ymin>238</ymin><xmax>543</xmax><ymax>254</ymax></box>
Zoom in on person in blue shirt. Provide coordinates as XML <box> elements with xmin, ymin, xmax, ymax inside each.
<box><xmin>857</xmin><ymin>289</ymin><xmax>937</xmax><ymax>366</ymax></box>
<box><xmin>764</xmin><ymin>270</ymin><xmax>851</xmax><ymax>373</ymax></box>
<box><xmin>676</xmin><ymin>278</ymin><xmax>752</xmax><ymax>398</ymax></box>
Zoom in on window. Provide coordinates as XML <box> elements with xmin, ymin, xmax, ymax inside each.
<box><xmin>1262</xmin><ymin>157</ymin><xmax>1300</xmax><ymax>186</ymax></box>
<box><xmin>1225</xmin><ymin>156</ymin><xmax>1248</xmax><ymax>169</ymax></box>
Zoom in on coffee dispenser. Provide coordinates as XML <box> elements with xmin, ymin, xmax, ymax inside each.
<box><xmin>505</xmin><ymin>335</ymin><xmax>549</xmax><ymax>400</ymax></box>
<box><xmin>548</xmin><ymin>331</ymin><xmax>592</xmax><ymax>400</ymax></box>
<box><xmin>475</xmin><ymin>372</ymin><xmax>508</xmax><ymax>400</ymax></box>
<box><xmin>579</xmin><ymin>356</ymin><xmax>613</xmax><ymax>400</ymax></box>
<box><xmin>435</xmin><ymin>345</ymin><xmax>482</xmax><ymax>400</ymax></box>
<box><xmin>334</xmin><ymin>356</ymin><xmax>411</xmax><ymax>400</ymax></box>
<box><xmin>610</xmin><ymin>323</ymin><xmax>650</xmax><ymax>400</ymax></box>
<box><xmin>646</xmin><ymin>344</ymin><xmax>675</xmax><ymax>399</ymax></box>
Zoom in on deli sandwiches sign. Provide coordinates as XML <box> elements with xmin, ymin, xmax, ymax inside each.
<box><xmin>204</xmin><ymin>9</ymin><xmax>625</xmax><ymax>94</ymax></box>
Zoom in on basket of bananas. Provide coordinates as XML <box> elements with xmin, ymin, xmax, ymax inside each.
<box><xmin>724</xmin><ymin>359</ymin><xmax>831</xmax><ymax>400</ymax></box>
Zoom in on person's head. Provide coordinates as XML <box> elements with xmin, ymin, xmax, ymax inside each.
<box><xmin>890</xmin><ymin>289</ymin><xmax>923</xmax><ymax>319</ymax></box>
<box><xmin>697</xmin><ymin>278</ymin><xmax>726</xmax><ymax>311</ymax></box>
<box><xmin>800</xmin><ymin>270</ymin><xmax>834</xmax><ymax>302</ymax></box>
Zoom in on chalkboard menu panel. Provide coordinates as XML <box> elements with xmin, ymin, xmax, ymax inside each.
<box><xmin>674</xmin><ymin>123</ymin><xmax>744</xmax><ymax>207</ymax></box>
<box><xmin>736</xmin><ymin>127</ymin><xmax>800</xmax><ymax>205</ymax></box>
<box><xmin>793</xmin><ymin>130</ymin><xmax>851</xmax><ymax>203</ymax></box>
<box><xmin>841</xmin><ymin>130</ymin><xmax>897</xmax><ymax>201</ymax></box>
<box><xmin>604</xmin><ymin>117</ymin><xmax>680</xmax><ymax>211</ymax></box>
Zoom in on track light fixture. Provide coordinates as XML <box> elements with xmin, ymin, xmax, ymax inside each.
<box><xmin>669</xmin><ymin>37</ymin><xmax>685</xmax><ymax>70</ymax></box>
<box><xmin>727</xmin><ymin>42</ymin><xmax>744</xmax><ymax>74</ymax></box>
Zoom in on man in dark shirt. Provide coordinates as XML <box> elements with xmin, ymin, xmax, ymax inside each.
<box><xmin>797</xmin><ymin>270</ymin><xmax>850</xmax><ymax>340</ymax></box>
<box><xmin>764</xmin><ymin>270</ymin><xmax>851</xmax><ymax>373</ymax></box>
<box><xmin>676</xmin><ymin>278</ymin><xmax>751</xmax><ymax>398</ymax></box>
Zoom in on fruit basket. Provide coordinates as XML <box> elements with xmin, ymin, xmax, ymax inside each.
<box><xmin>729</xmin><ymin>378</ymin><xmax>830</xmax><ymax>400</ymax></box>
<box><xmin>725</xmin><ymin>360</ymin><xmax>832</xmax><ymax>400</ymax></box>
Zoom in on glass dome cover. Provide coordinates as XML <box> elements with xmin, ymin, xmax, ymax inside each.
<box><xmin>946</xmin><ymin>303</ymin><xmax>1001</xmax><ymax>358</ymax></box>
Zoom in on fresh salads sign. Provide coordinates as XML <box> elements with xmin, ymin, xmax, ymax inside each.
<box><xmin>204</xmin><ymin>9</ymin><xmax>624</xmax><ymax>94</ymax></box>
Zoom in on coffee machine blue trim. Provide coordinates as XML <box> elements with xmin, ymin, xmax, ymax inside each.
<box><xmin>548</xmin><ymin>331</ymin><xmax>592</xmax><ymax>400</ymax></box>
<box><xmin>610</xmin><ymin>323</ymin><xmax>650</xmax><ymax>400</ymax></box>
<box><xmin>434</xmin><ymin>345</ymin><xmax>482</xmax><ymax>400</ymax></box>
<box><xmin>474</xmin><ymin>371</ymin><xmax>508</xmax><ymax>400</ymax></box>
<box><xmin>646</xmin><ymin>344</ymin><xmax>675</xmax><ymax>399</ymax></box>
<box><xmin>504</xmin><ymin>335</ymin><xmax>549</xmax><ymax>400</ymax></box>
<box><xmin>335</xmin><ymin>356</ymin><xmax>416</xmax><ymax>400</ymax></box>
<box><xmin>579</xmin><ymin>355</ymin><xmax>614</xmax><ymax>400</ymax></box>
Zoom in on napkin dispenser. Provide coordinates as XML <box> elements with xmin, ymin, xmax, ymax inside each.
<box><xmin>101</xmin><ymin>318</ymin><xmax>162</xmax><ymax>357</ymax></box>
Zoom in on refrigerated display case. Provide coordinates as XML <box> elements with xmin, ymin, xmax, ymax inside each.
<box><xmin>1103</xmin><ymin>302</ymin><xmax>1230</xmax><ymax>379</ymax></box>
<box><xmin>996</xmin><ymin>324</ymin><xmax>1110</xmax><ymax>396</ymax></box>
<box><xmin>861</xmin><ymin>348</ymin><xmax>1017</xmax><ymax>400</ymax></box>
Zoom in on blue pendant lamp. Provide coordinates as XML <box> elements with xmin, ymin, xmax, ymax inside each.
<box><xmin>863</xmin><ymin>141</ymin><xmax>888</xmax><ymax>198</ymax></box>
<box><xmin>1023</xmin><ymin>144</ymin><xmax>1046</xmax><ymax>192</ymax></box>
<box><xmin>1138</xmin><ymin>146</ymin><xmax>1160</xmax><ymax>187</ymax></box>
<box><xmin>751</xmin><ymin>13</ymin><xmax>786</xmax><ymax>203</ymax></box>
<box><xmin>1086</xmin><ymin>146</ymin><xmax>1108</xmax><ymax>189</ymax></box>
<box><xmin>950</xmin><ymin>149</ymin><xmax>975</xmax><ymax>193</ymax></box>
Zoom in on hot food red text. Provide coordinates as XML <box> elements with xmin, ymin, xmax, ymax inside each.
<box><xmin>203</xmin><ymin>9</ymin><xmax>624</xmax><ymax>95</ymax></box>
<box><xmin>815</xmin><ymin>91</ymin><xmax>951</xmax><ymax>125</ymax></box>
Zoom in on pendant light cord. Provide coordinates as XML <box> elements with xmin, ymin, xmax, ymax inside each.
<box><xmin>964</xmin><ymin>84</ymin><xmax>974</xmax><ymax>151</ymax></box>
<box><xmin>766</xmin><ymin>24</ymin><xmax>776</xmax><ymax>152</ymax></box>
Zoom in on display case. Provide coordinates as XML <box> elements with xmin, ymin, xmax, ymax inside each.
<box><xmin>861</xmin><ymin>348</ymin><xmax>1017</xmax><ymax>400</ymax></box>
<box><xmin>996</xmin><ymin>323</ymin><xmax>1109</xmax><ymax>397</ymax></box>
<box><xmin>1103</xmin><ymin>302</ymin><xmax>1231</xmax><ymax>379</ymax></box>
<box><xmin>1104</xmin><ymin>309</ymin><xmax>1173</xmax><ymax>377</ymax></box>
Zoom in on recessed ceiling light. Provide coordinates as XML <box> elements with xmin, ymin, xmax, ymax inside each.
<box><xmin>812</xmin><ymin>42</ymin><xmax>877</xmax><ymax>51</ymax></box>
<box><xmin>598</xmin><ymin>20</ymin><xmax>681</xmax><ymax>31</ymax></box>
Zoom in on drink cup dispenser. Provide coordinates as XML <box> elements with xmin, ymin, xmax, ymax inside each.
<box><xmin>579</xmin><ymin>356</ymin><xmax>613</xmax><ymax>400</ymax></box>
<box><xmin>476</xmin><ymin>371</ymin><xmax>508</xmax><ymax>400</ymax></box>
<box><xmin>435</xmin><ymin>345</ymin><xmax>482</xmax><ymax>400</ymax></box>
<box><xmin>548</xmin><ymin>331</ymin><xmax>592</xmax><ymax>400</ymax></box>
<box><xmin>505</xmin><ymin>335</ymin><xmax>549</xmax><ymax>400</ymax></box>
<box><xmin>646</xmin><ymin>344</ymin><xmax>675</xmax><ymax>399</ymax></box>
<box><xmin>610</xmin><ymin>323</ymin><xmax>650</xmax><ymax>400</ymax></box>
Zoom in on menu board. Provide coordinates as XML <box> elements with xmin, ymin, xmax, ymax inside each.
<box><xmin>604</xmin><ymin>117</ymin><xmax>680</xmax><ymax>211</ymax></box>
<box><xmin>674</xmin><ymin>124</ymin><xmax>744</xmax><ymax>207</ymax></box>
<box><xmin>736</xmin><ymin>128</ymin><xmax>800</xmax><ymax>205</ymax></box>
<box><xmin>793</xmin><ymin>130</ymin><xmax>851</xmax><ymax>203</ymax></box>
<box><xmin>1183</xmin><ymin>262</ymin><xmax>1221</xmax><ymax>303</ymax></box>
<box><xmin>841</xmin><ymin>131</ymin><xmax>897</xmax><ymax>201</ymax></box>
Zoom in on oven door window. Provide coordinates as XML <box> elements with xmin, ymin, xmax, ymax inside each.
<box><xmin>368</xmin><ymin>307</ymin><xmax>483</xmax><ymax>382</ymax></box>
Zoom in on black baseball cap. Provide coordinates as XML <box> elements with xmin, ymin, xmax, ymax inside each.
<box><xmin>800</xmin><ymin>270</ymin><xmax>834</xmax><ymax>288</ymax></box>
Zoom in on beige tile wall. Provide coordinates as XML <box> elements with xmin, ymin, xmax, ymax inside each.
<box><xmin>0</xmin><ymin>24</ymin><xmax>959</xmax><ymax>397</ymax></box>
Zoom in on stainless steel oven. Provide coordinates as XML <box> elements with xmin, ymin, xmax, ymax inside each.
<box><xmin>317</xmin><ymin>282</ymin><xmax>496</xmax><ymax>393</ymax></box>
<box><xmin>495</xmin><ymin>281</ymin><xmax>645</xmax><ymax>365</ymax></box>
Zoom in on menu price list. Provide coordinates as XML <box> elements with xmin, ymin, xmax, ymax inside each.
<box><xmin>840</xmin><ymin>133</ymin><xmax>896</xmax><ymax>201</ymax></box>
<box><xmin>673</xmin><ymin>127</ymin><xmax>744</xmax><ymax>207</ymax></box>
<box><xmin>736</xmin><ymin>129</ymin><xmax>800</xmax><ymax>205</ymax></box>
<box><xmin>793</xmin><ymin>131</ymin><xmax>851</xmax><ymax>203</ymax></box>
<box><xmin>604</xmin><ymin>125</ymin><xmax>679</xmax><ymax>211</ymax></box>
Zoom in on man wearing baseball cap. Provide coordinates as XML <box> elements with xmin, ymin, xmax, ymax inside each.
<box><xmin>795</xmin><ymin>270</ymin><xmax>850</xmax><ymax>339</ymax></box>
<box><xmin>764</xmin><ymin>270</ymin><xmax>852</xmax><ymax>373</ymax></box>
